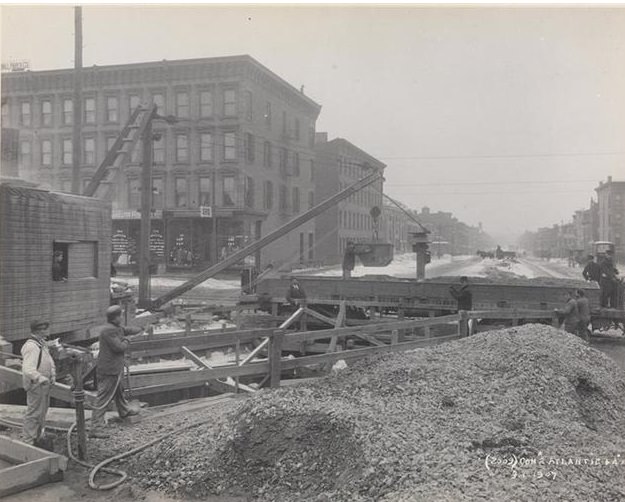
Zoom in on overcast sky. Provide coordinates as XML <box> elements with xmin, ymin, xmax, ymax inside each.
<box><xmin>2</xmin><ymin>6</ymin><xmax>624</xmax><ymax>244</ymax></box>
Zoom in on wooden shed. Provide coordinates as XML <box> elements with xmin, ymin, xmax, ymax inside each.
<box><xmin>0</xmin><ymin>179</ymin><xmax>111</xmax><ymax>344</ymax></box>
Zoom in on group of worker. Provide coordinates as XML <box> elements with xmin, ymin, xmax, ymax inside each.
<box><xmin>582</xmin><ymin>250</ymin><xmax>620</xmax><ymax>308</ymax></box>
<box><xmin>556</xmin><ymin>289</ymin><xmax>592</xmax><ymax>340</ymax></box>
<box><xmin>20</xmin><ymin>305</ymin><xmax>142</xmax><ymax>447</ymax></box>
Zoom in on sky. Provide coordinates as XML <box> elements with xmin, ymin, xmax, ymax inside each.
<box><xmin>2</xmin><ymin>5</ymin><xmax>625</xmax><ymax>244</ymax></box>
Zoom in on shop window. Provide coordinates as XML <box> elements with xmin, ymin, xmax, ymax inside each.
<box><xmin>175</xmin><ymin>177</ymin><xmax>188</xmax><ymax>208</ymax></box>
<box><xmin>222</xmin><ymin>176</ymin><xmax>235</xmax><ymax>206</ymax></box>
<box><xmin>199</xmin><ymin>176</ymin><xmax>211</xmax><ymax>206</ymax></box>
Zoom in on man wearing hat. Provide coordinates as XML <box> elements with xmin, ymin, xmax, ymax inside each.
<box><xmin>21</xmin><ymin>319</ymin><xmax>56</xmax><ymax>446</ymax></box>
<box><xmin>91</xmin><ymin>306</ymin><xmax>143</xmax><ymax>435</ymax></box>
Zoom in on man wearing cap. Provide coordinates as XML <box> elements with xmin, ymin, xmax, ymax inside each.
<box><xmin>21</xmin><ymin>319</ymin><xmax>56</xmax><ymax>446</ymax></box>
<box><xmin>582</xmin><ymin>255</ymin><xmax>601</xmax><ymax>284</ymax></box>
<box><xmin>91</xmin><ymin>306</ymin><xmax>143</xmax><ymax>434</ymax></box>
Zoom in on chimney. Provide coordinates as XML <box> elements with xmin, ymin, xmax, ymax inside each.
<box><xmin>314</xmin><ymin>132</ymin><xmax>328</xmax><ymax>144</ymax></box>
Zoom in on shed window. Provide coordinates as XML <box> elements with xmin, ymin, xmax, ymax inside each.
<box><xmin>53</xmin><ymin>241</ymin><xmax>99</xmax><ymax>280</ymax></box>
<box><xmin>53</xmin><ymin>243</ymin><xmax>68</xmax><ymax>281</ymax></box>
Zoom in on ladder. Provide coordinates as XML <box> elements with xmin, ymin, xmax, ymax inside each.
<box><xmin>82</xmin><ymin>104</ymin><xmax>157</xmax><ymax>199</ymax></box>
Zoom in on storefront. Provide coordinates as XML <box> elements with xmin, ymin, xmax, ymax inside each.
<box><xmin>112</xmin><ymin>209</ymin><xmax>164</xmax><ymax>274</ymax></box>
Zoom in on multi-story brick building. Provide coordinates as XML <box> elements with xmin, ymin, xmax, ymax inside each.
<box><xmin>381</xmin><ymin>202</ymin><xmax>419</xmax><ymax>255</ymax></box>
<box><xmin>1</xmin><ymin>55</ymin><xmax>321</xmax><ymax>271</ymax></box>
<box><xmin>595</xmin><ymin>176</ymin><xmax>625</xmax><ymax>263</ymax></box>
<box><xmin>313</xmin><ymin>134</ymin><xmax>385</xmax><ymax>265</ymax></box>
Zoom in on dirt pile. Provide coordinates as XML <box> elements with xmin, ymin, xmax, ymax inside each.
<box><xmin>129</xmin><ymin>325</ymin><xmax>625</xmax><ymax>501</ymax></box>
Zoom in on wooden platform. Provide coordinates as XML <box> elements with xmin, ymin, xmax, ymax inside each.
<box><xmin>0</xmin><ymin>435</ymin><xmax>67</xmax><ymax>497</ymax></box>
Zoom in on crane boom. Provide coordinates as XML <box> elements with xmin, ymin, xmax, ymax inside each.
<box><xmin>151</xmin><ymin>170</ymin><xmax>383</xmax><ymax>309</ymax></box>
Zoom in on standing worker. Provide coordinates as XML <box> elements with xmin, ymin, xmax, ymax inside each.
<box><xmin>575</xmin><ymin>289</ymin><xmax>591</xmax><ymax>341</ymax></box>
<box><xmin>21</xmin><ymin>319</ymin><xmax>56</xmax><ymax>446</ymax></box>
<box><xmin>285</xmin><ymin>277</ymin><xmax>307</xmax><ymax>306</ymax></box>
<box><xmin>557</xmin><ymin>291</ymin><xmax>579</xmax><ymax>335</ymax></box>
<box><xmin>599</xmin><ymin>249</ymin><xmax>620</xmax><ymax>308</ymax></box>
<box><xmin>582</xmin><ymin>255</ymin><xmax>601</xmax><ymax>284</ymax></box>
<box><xmin>90</xmin><ymin>306</ymin><xmax>142</xmax><ymax>436</ymax></box>
<box><xmin>449</xmin><ymin>276</ymin><xmax>476</xmax><ymax>334</ymax></box>
<box><xmin>342</xmin><ymin>241</ymin><xmax>356</xmax><ymax>280</ymax></box>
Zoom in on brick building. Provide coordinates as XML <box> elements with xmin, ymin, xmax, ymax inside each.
<box><xmin>381</xmin><ymin>202</ymin><xmax>419</xmax><ymax>255</ymax></box>
<box><xmin>1</xmin><ymin>55</ymin><xmax>321</xmax><ymax>271</ymax></box>
<box><xmin>313</xmin><ymin>134</ymin><xmax>385</xmax><ymax>265</ymax></box>
<box><xmin>595</xmin><ymin>176</ymin><xmax>625</xmax><ymax>263</ymax></box>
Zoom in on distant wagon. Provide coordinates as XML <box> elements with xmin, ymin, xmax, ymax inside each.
<box><xmin>0</xmin><ymin>179</ymin><xmax>111</xmax><ymax>345</ymax></box>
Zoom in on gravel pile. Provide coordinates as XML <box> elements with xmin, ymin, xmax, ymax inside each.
<box><xmin>126</xmin><ymin>325</ymin><xmax>625</xmax><ymax>501</ymax></box>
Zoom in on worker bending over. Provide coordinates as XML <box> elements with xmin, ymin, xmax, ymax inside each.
<box><xmin>90</xmin><ymin>306</ymin><xmax>142</xmax><ymax>437</ymax></box>
<box><xmin>21</xmin><ymin>319</ymin><xmax>56</xmax><ymax>446</ymax></box>
<box><xmin>575</xmin><ymin>289</ymin><xmax>591</xmax><ymax>341</ymax></box>
<box><xmin>557</xmin><ymin>291</ymin><xmax>579</xmax><ymax>335</ymax></box>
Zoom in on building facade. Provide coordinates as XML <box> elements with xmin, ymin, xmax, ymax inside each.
<box><xmin>381</xmin><ymin>202</ymin><xmax>418</xmax><ymax>255</ymax></box>
<box><xmin>1</xmin><ymin>55</ymin><xmax>321</xmax><ymax>271</ymax></box>
<box><xmin>595</xmin><ymin>176</ymin><xmax>625</xmax><ymax>263</ymax></box>
<box><xmin>313</xmin><ymin>134</ymin><xmax>385</xmax><ymax>265</ymax></box>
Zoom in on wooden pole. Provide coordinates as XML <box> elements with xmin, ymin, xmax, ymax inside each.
<box><xmin>71</xmin><ymin>6</ymin><xmax>83</xmax><ymax>194</ymax></box>
<box><xmin>138</xmin><ymin>113</ymin><xmax>154</xmax><ymax>308</ymax></box>
<box><xmin>269</xmin><ymin>330</ymin><xmax>284</xmax><ymax>388</ymax></box>
<box><xmin>71</xmin><ymin>356</ymin><xmax>87</xmax><ymax>460</ymax></box>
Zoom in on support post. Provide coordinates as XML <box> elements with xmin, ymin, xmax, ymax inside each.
<box><xmin>269</xmin><ymin>330</ymin><xmax>284</xmax><ymax>388</ymax></box>
<box><xmin>458</xmin><ymin>310</ymin><xmax>469</xmax><ymax>337</ymax></box>
<box><xmin>398</xmin><ymin>303</ymin><xmax>405</xmax><ymax>341</ymax></box>
<box><xmin>391</xmin><ymin>329</ymin><xmax>399</xmax><ymax>345</ymax></box>
<box><xmin>424</xmin><ymin>310</ymin><xmax>434</xmax><ymax>338</ymax></box>
<box><xmin>138</xmin><ymin>113</ymin><xmax>154</xmax><ymax>309</ymax></box>
<box><xmin>71</xmin><ymin>356</ymin><xmax>87</xmax><ymax>460</ymax></box>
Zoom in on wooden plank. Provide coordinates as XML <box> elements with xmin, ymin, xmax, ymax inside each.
<box><xmin>303</xmin><ymin>308</ymin><xmax>337</xmax><ymax>327</ymax></box>
<box><xmin>0</xmin><ymin>457</ymin><xmax>60</xmax><ymax>498</ymax></box>
<box><xmin>181</xmin><ymin>346</ymin><xmax>255</xmax><ymax>394</ymax></box>
<box><xmin>129</xmin><ymin>360</ymin><xmax>270</xmax><ymax>389</ymax></box>
<box><xmin>287</xmin><ymin>314</ymin><xmax>461</xmax><ymax>344</ymax></box>
<box><xmin>240</xmin><ymin>338</ymin><xmax>270</xmax><ymax>366</ymax></box>
<box><xmin>354</xmin><ymin>333</ymin><xmax>386</xmax><ymax>347</ymax></box>
<box><xmin>468</xmin><ymin>309</ymin><xmax>553</xmax><ymax>320</ymax></box>
<box><xmin>270</xmin><ymin>330</ymin><xmax>284</xmax><ymax>388</ymax></box>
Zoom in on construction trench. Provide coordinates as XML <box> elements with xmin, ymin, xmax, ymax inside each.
<box><xmin>2</xmin><ymin>253</ymin><xmax>625</xmax><ymax>501</ymax></box>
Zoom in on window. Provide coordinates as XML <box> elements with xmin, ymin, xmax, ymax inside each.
<box><xmin>200</xmin><ymin>90</ymin><xmax>213</xmax><ymax>117</ymax></box>
<box><xmin>52</xmin><ymin>243</ymin><xmax>68</xmax><ymax>281</ymax></box>
<box><xmin>63</xmin><ymin>139</ymin><xmax>72</xmax><ymax>165</ymax></box>
<box><xmin>279</xmin><ymin>184</ymin><xmax>288</xmax><ymax>211</ymax></box>
<box><xmin>129</xmin><ymin>95</ymin><xmax>140</xmax><ymax>114</ymax></box>
<box><xmin>292</xmin><ymin>187</ymin><xmax>300</xmax><ymax>213</ymax></box>
<box><xmin>84</xmin><ymin>138</ymin><xmax>95</xmax><ymax>165</ymax></box>
<box><xmin>41</xmin><ymin>140</ymin><xmax>52</xmax><ymax>166</ymax></box>
<box><xmin>84</xmin><ymin>97</ymin><xmax>96</xmax><ymax>123</ymax></box>
<box><xmin>224</xmin><ymin>132</ymin><xmax>236</xmax><ymax>160</ymax></box>
<box><xmin>153</xmin><ymin>133</ymin><xmax>165</xmax><ymax>164</ymax></box>
<box><xmin>200</xmin><ymin>133</ymin><xmax>213</xmax><ymax>162</ymax></box>
<box><xmin>175</xmin><ymin>177</ymin><xmax>188</xmax><ymax>207</ymax></box>
<box><xmin>245</xmin><ymin>176</ymin><xmax>255</xmax><ymax>208</ymax></box>
<box><xmin>199</xmin><ymin>176</ymin><xmax>211</xmax><ymax>205</ymax></box>
<box><xmin>308</xmin><ymin>191</ymin><xmax>314</xmax><ymax>209</ymax></box>
<box><xmin>293</xmin><ymin>152</ymin><xmax>300</xmax><ymax>176</ymax></box>
<box><xmin>176</xmin><ymin>92</ymin><xmax>189</xmax><ymax>118</ymax></box>
<box><xmin>223</xmin><ymin>89</ymin><xmax>236</xmax><ymax>116</ymax></box>
<box><xmin>294</xmin><ymin>118</ymin><xmax>300</xmax><ymax>141</ymax></box>
<box><xmin>176</xmin><ymin>134</ymin><xmax>189</xmax><ymax>162</ymax></box>
<box><xmin>41</xmin><ymin>100</ymin><xmax>52</xmax><ymax>126</ymax></box>
<box><xmin>263</xmin><ymin>180</ymin><xmax>273</xmax><ymax>210</ymax></box>
<box><xmin>19</xmin><ymin>140</ymin><xmax>31</xmax><ymax>167</ymax></box>
<box><xmin>63</xmin><ymin>99</ymin><xmax>73</xmax><ymax>125</ymax></box>
<box><xmin>152</xmin><ymin>178</ymin><xmax>164</xmax><ymax>208</ymax></box>
<box><xmin>263</xmin><ymin>141</ymin><xmax>272</xmax><ymax>168</ymax></box>
<box><xmin>265</xmin><ymin>102</ymin><xmax>272</xmax><ymax>128</ymax></box>
<box><xmin>128</xmin><ymin>178</ymin><xmax>141</xmax><ymax>207</ymax></box>
<box><xmin>20</xmin><ymin>102</ymin><xmax>31</xmax><ymax>126</ymax></box>
<box><xmin>152</xmin><ymin>93</ymin><xmax>165</xmax><ymax>113</ymax></box>
<box><xmin>245</xmin><ymin>91</ymin><xmax>253</xmax><ymax>120</ymax></box>
<box><xmin>222</xmin><ymin>175</ymin><xmax>235</xmax><ymax>206</ymax></box>
<box><xmin>245</xmin><ymin>133</ymin><xmax>255</xmax><ymax>163</ymax></box>
<box><xmin>279</xmin><ymin>147</ymin><xmax>288</xmax><ymax>173</ymax></box>
<box><xmin>106</xmin><ymin>96</ymin><xmax>119</xmax><ymax>122</ymax></box>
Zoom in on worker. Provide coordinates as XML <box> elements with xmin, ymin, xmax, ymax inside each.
<box><xmin>342</xmin><ymin>241</ymin><xmax>356</xmax><ymax>280</ymax></box>
<box><xmin>575</xmin><ymin>289</ymin><xmax>591</xmax><ymax>341</ymax></box>
<box><xmin>449</xmin><ymin>276</ymin><xmax>473</xmax><ymax>311</ymax></box>
<box><xmin>21</xmin><ymin>319</ymin><xmax>56</xmax><ymax>446</ymax></box>
<box><xmin>557</xmin><ymin>291</ymin><xmax>579</xmax><ymax>335</ymax></box>
<box><xmin>90</xmin><ymin>306</ymin><xmax>142</xmax><ymax>437</ymax></box>
<box><xmin>582</xmin><ymin>255</ymin><xmax>601</xmax><ymax>284</ymax></box>
<box><xmin>285</xmin><ymin>277</ymin><xmax>306</xmax><ymax>306</ymax></box>
<box><xmin>52</xmin><ymin>250</ymin><xmax>67</xmax><ymax>281</ymax></box>
<box><xmin>599</xmin><ymin>250</ymin><xmax>619</xmax><ymax>308</ymax></box>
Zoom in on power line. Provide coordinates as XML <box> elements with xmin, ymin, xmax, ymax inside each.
<box><xmin>377</xmin><ymin>151</ymin><xmax>625</xmax><ymax>161</ymax></box>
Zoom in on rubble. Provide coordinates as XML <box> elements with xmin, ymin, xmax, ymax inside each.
<box><xmin>118</xmin><ymin>325</ymin><xmax>625</xmax><ymax>500</ymax></box>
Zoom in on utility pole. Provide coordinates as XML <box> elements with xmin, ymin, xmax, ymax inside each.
<box><xmin>138</xmin><ymin>109</ymin><xmax>155</xmax><ymax>309</ymax></box>
<box><xmin>71</xmin><ymin>6</ymin><xmax>83</xmax><ymax>194</ymax></box>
